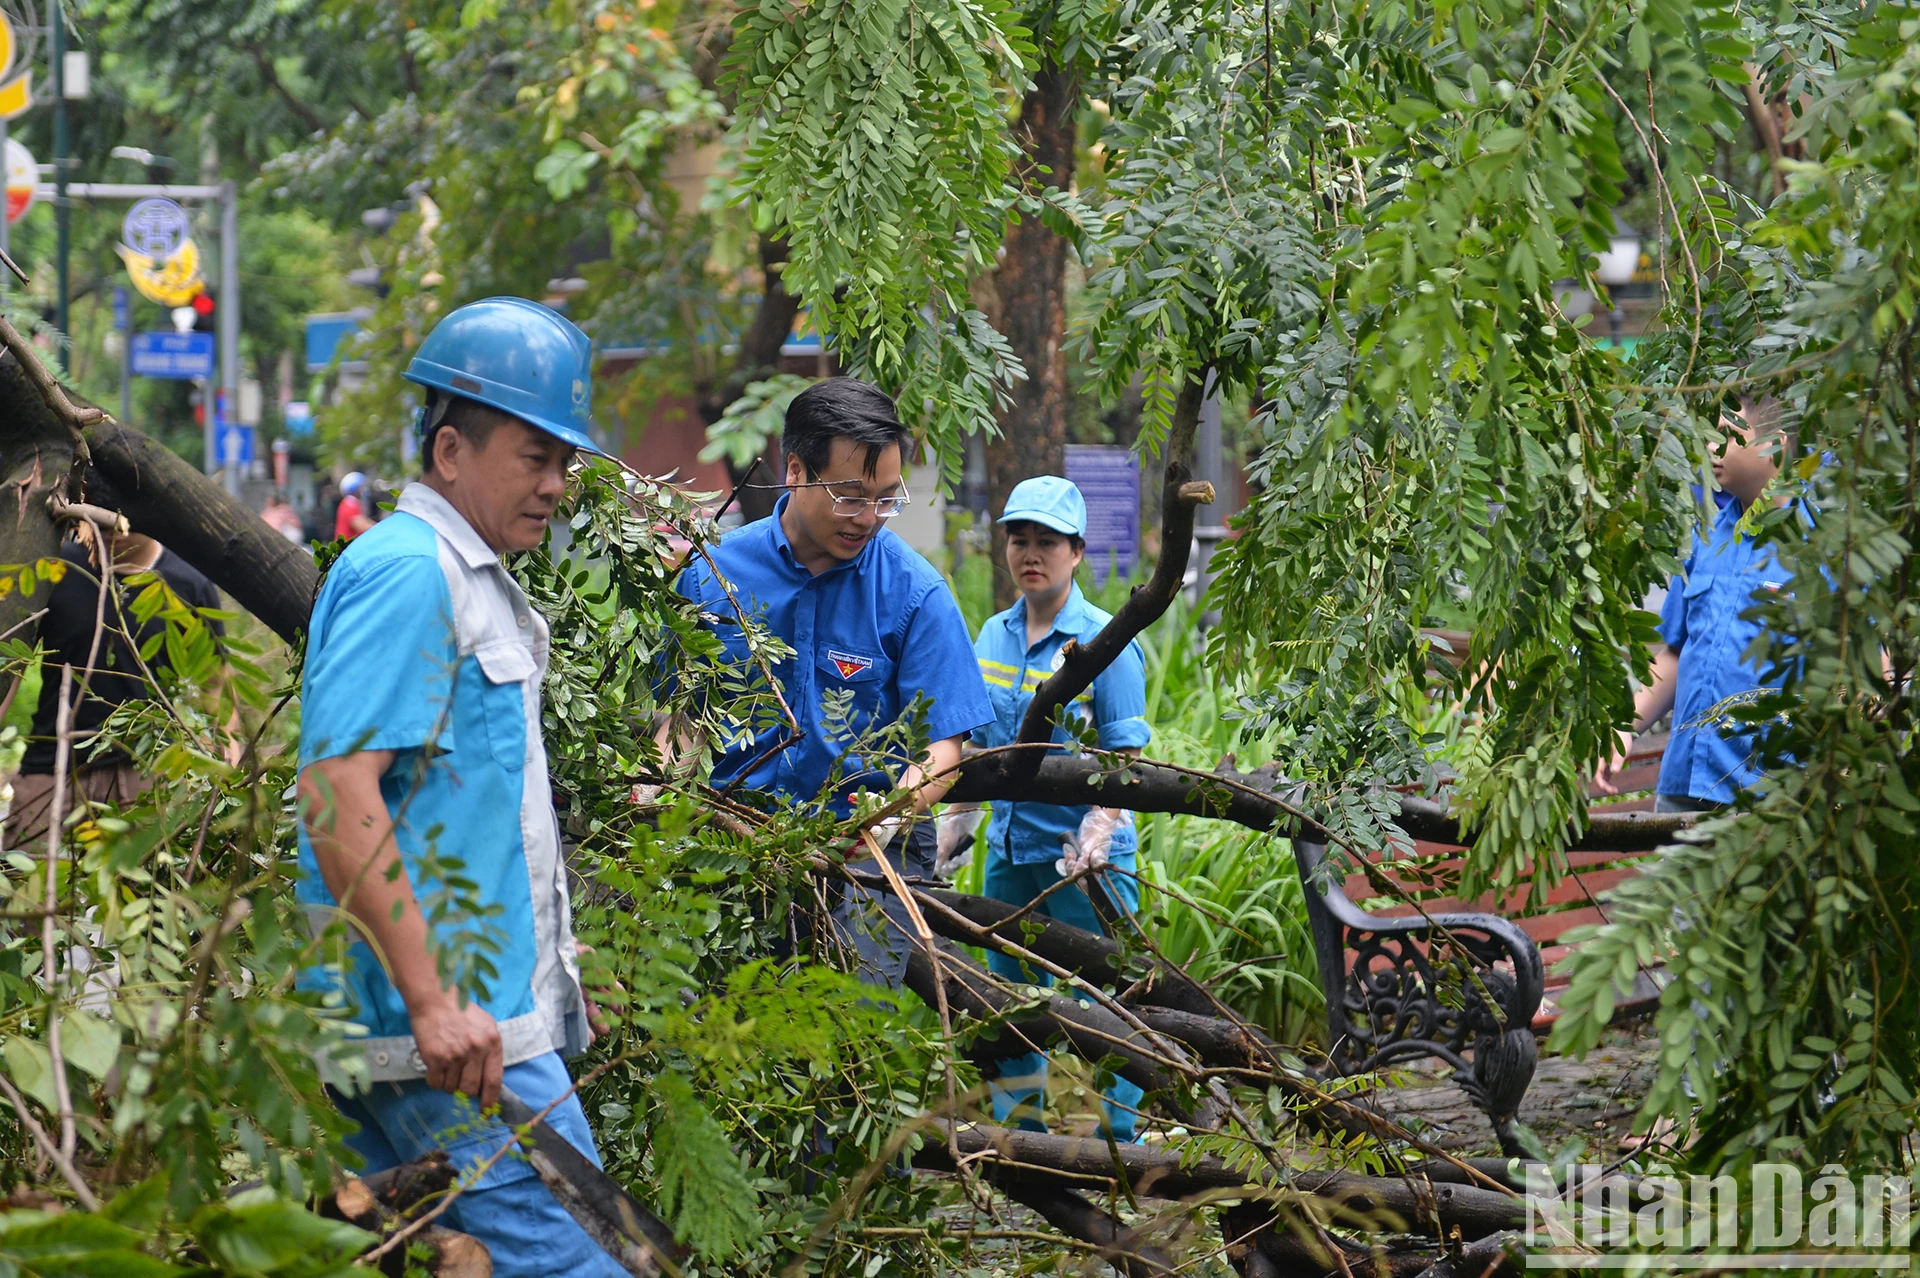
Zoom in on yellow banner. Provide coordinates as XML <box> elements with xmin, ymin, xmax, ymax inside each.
<box><xmin>117</xmin><ymin>237</ymin><xmax>205</xmax><ymax>307</ymax></box>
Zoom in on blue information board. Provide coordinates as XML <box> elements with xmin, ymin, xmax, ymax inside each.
<box><xmin>1065</xmin><ymin>445</ymin><xmax>1140</xmax><ymax>585</ymax></box>
<box><xmin>129</xmin><ymin>331</ymin><xmax>215</xmax><ymax>380</ymax></box>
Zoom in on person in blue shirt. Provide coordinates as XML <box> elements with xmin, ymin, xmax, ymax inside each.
<box><xmin>674</xmin><ymin>378</ymin><xmax>992</xmax><ymax>988</ymax></box>
<box><xmin>936</xmin><ymin>475</ymin><xmax>1153</xmax><ymax>1141</ymax></box>
<box><xmin>297</xmin><ymin>298</ymin><xmax>625</xmax><ymax>1277</ymax></box>
<box><xmin>1596</xmin><ymin>398</ymin><xmax>1794</xmax><ymax>811</ymax></box>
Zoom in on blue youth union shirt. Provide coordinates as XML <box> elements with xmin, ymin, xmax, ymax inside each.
<box><xmin>1656</xmin><ymin>498</ymin><xmax>1791</xmax><ymax>804</ymax></box>
<box><xmin>296</xmin><ymin>484</ymin><xmax>589</xmax><ymax>1084</ymax></box>
<box><xmin>972</xmin><ymin>584</ymin><xmax>1152</xmax><ymax>865</ymax></box>
<box><xmin>677</xmin><ymin>495</ymin><xmax>992</xmax><ymax>814</ymax></box>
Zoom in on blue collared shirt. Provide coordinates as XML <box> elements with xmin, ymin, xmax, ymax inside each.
<box><xmin>676</xmin><ymin>496</ymin><xmax>992</xmax><ymax>814</ymax></box>
<box><xmin>297</xmin><ymin>484</ymin><xmax>588</xmax><ymax>1084</ymax></box>
<box><xmin>1656</xmin><ymin>498</ymin><xmax>1791</xmax><ymax>803</ymax></box>
<box><xmin>971</xmin><ymin>585</ymin><xmax>1152</xmax><ymax>864</ymax></box>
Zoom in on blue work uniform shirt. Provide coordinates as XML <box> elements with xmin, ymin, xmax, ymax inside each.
<box><xmin>1656</xmin><ymin>498</ymin><xmax>1791</xmax><ymax>804</ymax></box>
<box><xmin>297</xmin><ymin>484</ymin><xmax>589</xmax><ymax>1085</ymax></box>
<box><xmin>676</xmin><ymin>496</ymin><xmax>992</xmax><ymax>814</ymax></box>
<box><xmin>971</xmin><ymin>584</ymin><xmax>1152</xmax><ymax>865</ymax></box>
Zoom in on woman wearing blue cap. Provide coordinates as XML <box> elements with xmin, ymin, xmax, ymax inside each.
<box><xmin>936</xmin><ymin>474</ymin><xmax>1153</xmax><ymax>1142</ymax></box>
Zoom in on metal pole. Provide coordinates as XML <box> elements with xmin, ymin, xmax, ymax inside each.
<box><xmin>1192</xmin><ymin>370</ymin><xmax>1226</xmax><ymax>622</ymax></box>
<box><xmin>219</xmin><ymin>180</ymin><xmax>239</xmax><ymax>494</ymax></box>
<box><xmin>117</xmin><ymin>289</ymin><xmax>131</xmax><ymax>425</ymax></box>
<box><xmin>0</xmin><ymin>117</ymin><xmax>10</xmax><ymax>296</ymax></box>
<box><xmin>51</xmin><ymin>0</ymin><xmax>69</xmax><ymax>371</ymax></box>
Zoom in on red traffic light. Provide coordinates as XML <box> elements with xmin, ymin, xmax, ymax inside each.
<box><xmin>191</xmin><ymin>291</ymin><xmax>215</xmax><ymax>316</ymax></box>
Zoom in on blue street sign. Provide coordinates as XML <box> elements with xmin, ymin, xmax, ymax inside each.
<box><xmin>283</xmin><ymin>400</ymin><xmax>313</xmax><ymax>437</ymax></box>
<box><xmin>112</xmin><ymin>286</ymin><xmax>130</xmax><ymax>333</ymax></box>
<box><xmin>217</xmin><ymin>424</ymin><xmax>255</xmax><ymax>466</ymax></box>
<box><xmin>129</xmin><ymin>331</ymin><xmax>214</xmax><ymax>379</ymax></box>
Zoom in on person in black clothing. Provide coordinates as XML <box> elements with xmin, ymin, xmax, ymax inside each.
<box><xmin>1</xmin><ymin>470</ymin><xmax>224</xmax><ymax>848</ymax></box>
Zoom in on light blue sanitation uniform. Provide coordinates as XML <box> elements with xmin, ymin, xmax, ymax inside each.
<box><xmin>970</xmin><ymin>477</ymin><xmax>1152</xmax><ymax>1140</ymax></box>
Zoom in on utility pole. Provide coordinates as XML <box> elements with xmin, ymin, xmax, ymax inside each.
<box><xmin>50</xmin><ymin>0</ymin><xmax>68</xmax><ymax>371</ymax></box>
<box><xmin>0</xmin><ymin>115</ymin><xmax>10</xmax><ymax>296</ymax></box>
<box><xmin>219</xmin><ymin>180</ymin><xmax>239</xmax><ymax>496</ymax></box>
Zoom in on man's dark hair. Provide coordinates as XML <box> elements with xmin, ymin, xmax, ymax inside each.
<box><xmin>81</xmin><ymin>466</ymin><xmax>125</xmax><ymax>514</ymax></box>
<box><xmin>1002</xmin><ymin>518</ymin><xmax>1086</xmax><ymax>553</ymax></box>
<box><xmin>782</xmin><ymin>378</ymin><xmax>910</xmax><ymax>478</ymax></box>
<box><xmin>422</xmin><ymin>393</ymin><xmax>514</xmax><ymax>475</ymax></box>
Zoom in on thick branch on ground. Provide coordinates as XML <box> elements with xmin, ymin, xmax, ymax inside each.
<box><xmin>996</xmin><ymin>1179</ymin><xmax>1179</xmax><ymax>1278</ymax></box>
<box><xmin>948</xmin><ymin>754</ymin><xmax>1698</xmax><ymax>853</ymax></box>
<box><xmin>900</xmin><ymin>937</ymin><xmax>1186</xmax><ymax>1102</ymax></box>
<box><xmin>909</xmin><ymin>882</ymin><xmax>1215</xmax><ymax>1016</ymax></box>
<box><xmin>909</xmin><ymin>1125</ymin><xmax>1525</xmax><ymax>1240</ymax></box>
<box><xmin>1009</xmin><ymin>374</ymin><xmax>1214</xmax><ymax>756</ymax></box>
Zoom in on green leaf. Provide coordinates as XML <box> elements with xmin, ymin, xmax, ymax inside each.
<box><xmin>651</xmin><ymin>1070</ymin><xmax>759</xmax><ymax>1259</ymax></box>
<box><xmin>58</xmin><ymin>1015</ymin><xmax>119</xmax><ymax>1082</ymax></box>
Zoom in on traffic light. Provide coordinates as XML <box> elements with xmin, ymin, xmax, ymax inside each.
<box><xmin>191</xmin><ymin>289</ymin><xmax>215</xmax><ymax>333</ymax></box>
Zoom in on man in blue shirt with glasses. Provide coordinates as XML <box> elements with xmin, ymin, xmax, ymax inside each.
<box><xmin>675</xmin><ymin>378</ymin><xmax>992</xmax><ymax>986</ymax></box>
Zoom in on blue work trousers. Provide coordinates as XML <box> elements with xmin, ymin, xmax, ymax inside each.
<box><xmin>329</xmin><ymin>1052</ymin><xmax>627</xmax><ymax>1278</ymax></box>
<box><xmin>981</xmin><ymin>851</ymin><xmax>1145</xmax><ymax>1142</ymax></box>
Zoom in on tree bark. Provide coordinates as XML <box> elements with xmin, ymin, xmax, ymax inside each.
<box><xmin>698</xmin><ymin>235</ymin><xmax>804</xmax><ymax>524</ymax></box>
<box><xmin>0</xmin><ymin>356</ymin><xmax>78</xmax><ymax>640</ymax></box>
<box><xmin>996</xmin><ymin>1180</ymin><xmax>1180</xmax><ymax>1277</ymax></box>
<box><xmin>88</xmin><ymin>418</ymin><xmax>321</xmax><ymax>644</ymax></box>
<box><xmin>320</xmin><ymin>1155</ymin><xmax>491</xmax><ymax>1278</ymax></box>
<box><xmin>946</xmin><ymin>753</ymin><xmax>1699</xmax><ymax>852</ymax></box>
<box><xmin>986</xmin><ymin>61</ymin><xmax>1079</xmax><ymax>608</ymax></box>
<box><xmin>908</xmin><ymin>1125</ymin><xmax>1525</xmax><ymax>1238</ymax></box>
<box><xmin>2</xmin><ymin>352</ymin><xmax>322</xmax><ymax>647</ymax></box>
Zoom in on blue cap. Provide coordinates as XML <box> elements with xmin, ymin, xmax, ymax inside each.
<box><xmin>403</xmin><ymin>296</ymin><xmax>606</xmax><ymax>456</ymax></box>
<box><xmin>998</xmin><ymin>475</ymin><xmax>1087</xmax><ymax>537</ymax></box>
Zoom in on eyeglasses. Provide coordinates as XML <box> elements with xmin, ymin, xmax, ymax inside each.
<box><xmin>789</xmin><ymin>480</ymin><xmax>912</xmax><ymax>519</ymax></box>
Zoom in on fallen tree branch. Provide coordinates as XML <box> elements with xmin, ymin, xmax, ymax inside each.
<box><xmin>994</xmin><ymin>1179</ymin><xmax>1181</xmax><ymax>1277</ymax></box>
<box><xmin>908</xmin><ymin>1125</ymin><xmax>1526</xmax><ymax>1240</ymax></box>
<box><xmin>948</xmin><ymin>754</ymin><xmax>1698</xmax><ymax>852</ymax></box>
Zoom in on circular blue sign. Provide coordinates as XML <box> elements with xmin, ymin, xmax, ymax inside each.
<box><xmin>121</xmin><ymin>198</ymin><xmax>192</xmax><ymax>258</ymax></box>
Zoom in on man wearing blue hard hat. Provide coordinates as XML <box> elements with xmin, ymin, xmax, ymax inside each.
<box><xmin>296</xmin><ymin>297</ymin><xmax>626</xmax><ymax>1276</ymax></box>
<box><xmin>937</xmin><ymin>474</ymin><xmax>1154</xmax><ymax>1142</ymax></box>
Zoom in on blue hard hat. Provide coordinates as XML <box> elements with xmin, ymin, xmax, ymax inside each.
<box><xmin>403</xmin><ymin>296</ymin><xmax>605</xmax><ymax>456</ymax></box>
<box><xmin>998</xmin><ymin>475</ymin><xmax>1087</xmax><ymax>537</ymax></box>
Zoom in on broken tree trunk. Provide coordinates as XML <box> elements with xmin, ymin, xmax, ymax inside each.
<box><xmin>313</xmin><ymin>1153</ymin><xmax>490</xmax><ymax>1277</ymax></box>
<box><xmin>0</xmin><ymin>351</ymin><xmax>321</xmax><ymax>646</ymax></box>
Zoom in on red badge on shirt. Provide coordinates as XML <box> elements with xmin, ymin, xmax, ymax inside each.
<box><xmin>828</xmin><ymin>650</ymin><xmax>874</xmax><ymax>679</ymax></box>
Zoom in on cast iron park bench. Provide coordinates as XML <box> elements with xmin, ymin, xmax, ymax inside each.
<box><xmin>1291</xmin><ymin>732</ymin><xmax>1676</xmax><ymax>1154</ymax></box>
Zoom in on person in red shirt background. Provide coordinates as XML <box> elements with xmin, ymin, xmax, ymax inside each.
<box><xmin>334</xmin><ymin>472</ymin><xmax>375</xmax><ymax>542</ymax></box>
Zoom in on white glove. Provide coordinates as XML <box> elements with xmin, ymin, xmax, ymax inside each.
<box><xmin>934</xmin><ymin>804</ymin><xmax>987</xmax><ymax>878</ymax></box>
<box><xmin>1055</xmin><ymin>808</ymin><xmax>1122</xmax><ymax>877</ymax></box>
<box><xmin>861</xmin><ymin>814</ymin><xmax>906</xmax><ymax>856</ymax></box>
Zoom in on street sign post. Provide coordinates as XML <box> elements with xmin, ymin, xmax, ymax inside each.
<box><xmin>129</xmin><ymin>330</ymin><xmax>215</xmax><ymax>379</ymax></box>
<box><xmin>115</xmin><ymin>286</ymin><xmax>132</xmax><ymax>423</ymax></box>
